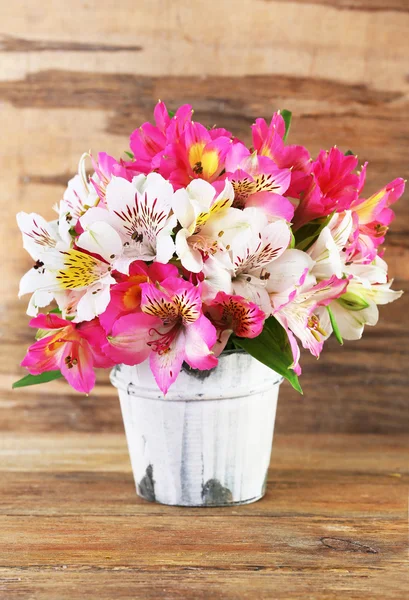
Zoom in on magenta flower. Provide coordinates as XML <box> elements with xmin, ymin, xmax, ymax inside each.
<box><xmin>205</xmin><ymin>292</ymin><xmax>266</xmax><ymax>355</ymax></box>
<box><xmin>251</xmin><ymin>112</ymin><xmax>312</xmax><ymax>199</ymax></box>
<box><xmin>165</xmin><ymin>121</ymin><xmax>233</xmax><ymax>188</ymax></box>
<box><xmin>129</xmin><ymin>101</ymin><xmax>193</xmax><ymax>175</ymax></box>
<box><xmin>99</xmin><ymin>261</ymin><xmax>178</xmax><ymax>333</ymax></box>
<box><xmin>21</xmin><ymin>314</ymin><xmax>114</xmax><ymax>394</ymax></box>
<box><xmin>293</xmin><ymin>148</ymin><xmax>360</xmax><ymax>229</ymax></box>
<box><xmin>106</xmin><ymin>277</ymin><xmax>218</xmax><ymax>394</ymax></box>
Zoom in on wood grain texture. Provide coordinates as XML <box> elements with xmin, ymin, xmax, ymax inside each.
<box><xmin>1</xmin><ymin>0</ymin><xmax>408</xmax><ymax>435</ymax></box>
<box><xmin>0</xmin><ymin>433</ymin><xmax>407</xmax><ymax>599</ymax></box>
<box><xmin>266</xmin><ymin>0</ymin><xmax>409</xmax><ymax>13</ymax></box>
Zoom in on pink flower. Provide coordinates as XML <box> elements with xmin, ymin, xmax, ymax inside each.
<box><xmin>129</xmin><ymin>101</ymin><xmax>193</xmax><ymax>175</ymax></box>
<box><xmin>293</xmin><ymin>148</ymin><xmax>360</xmax><ymax>229</ymax></box>
<box><xmin>350</xmin><ymin>169</ymin><xmax>405</xmax><ymax>261</ymax></box>
<box><xmin>272</xmin><ymin>275</ymin><xmax>349</xmax><ymax>372</ymax></box>
<box><xmin>251</xmin><ymin>112</ymin><xmax>312</xmax><ymax>199</ymax></box>
<box><xmin>224</xmin><ymin>142</ymin><xmax>294</xmax><ymax>221</ymax></box>
<box><xmin>205</xmin><ymin>292</ymin><xmax>266</xmax><ymax>355</ymax></box>
<box><xmin>165</xmin><ymin>121</ymin><xmax>232</xmax><ymax>188</ymax></box>
<box><xmin>90</xmin><ymin>152</ymin><xmax>133</xmax><ymax>201</ymax></box>
<box><xmin>99</xmin><ymin>261</ymin><xmax>178</xmax><ymax>333</ymax></box>
<box><xmin>106</xmin><ymin>277</ymin><xmax>218</xmax><ymax>394</ymax></box>
<box><xmin>21</xmin><ymin>314</ymin><xmax>113</xmax><ymax>394</ymax></box>
<box><xmin>252</xmin><ymin>112</ymin><xmax>286</xmax><ymax>156</ymax></box>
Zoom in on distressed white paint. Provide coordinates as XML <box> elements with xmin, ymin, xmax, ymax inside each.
<box><xmin>110</xmin><ymin>352</ymin><xmax>282</xmax><ymax>506</ymax></box>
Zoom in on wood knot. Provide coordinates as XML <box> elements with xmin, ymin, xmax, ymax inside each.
<box><xmin>320</xmin><ymin>537</ymin><xmax>378</xmax><ymax>554</ymax></box>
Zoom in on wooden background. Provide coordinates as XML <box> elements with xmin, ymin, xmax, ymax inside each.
<box><xmin>0</xmin><ymin>2</ymin><xmax>409</xmax><ymax>599</ymax></box>
<box><xmin>1</xmin><ymin>0</ymin><xmax>408</xmax><ymax>434</ymax></box>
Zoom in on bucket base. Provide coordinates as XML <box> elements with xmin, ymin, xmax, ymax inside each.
<box><xmin>136</xmin><ymin>490</ymin><xmax>267</xmax><ymax>507</ymax></box>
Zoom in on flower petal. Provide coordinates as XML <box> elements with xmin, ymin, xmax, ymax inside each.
<box><xmin>21</xmin><ymin>331</ymin><xmax>66</xmax><ymax>374</ymax></box>
<box><xmin>175</xmin><ymin>228</ymin><xmax>203</xmax><ymax>273</ymax></box>
<box><xmin>77</xmin><ymin>221</ymin><xmax>123</xmax><ymax>263</ymax></box>
<box><xmin>76</xmin><ymin>284</ymin><xmax>112</xmax><ymax>322</ymax></box>
<box><xmin>60</xmin><ymin>341</ymin><xmax>96</xmax><ymax>394</ymax></box>
<box><xmin>329</xmin><ymin>299</ymin><xmax>379</xmax><ymax>340</ymax></box>
<box><xmin>183</xmin><ymin>316</ymin><xmax>218</xmax><ymax>371</ymax></box>
<box><xmin>149</xmin><ymin>330</ymin><xmax>186</xmax><ymax>395</ymax></box>
<box><xmin>17</xmin><ymin>212</ymin><xmax>60</xmax><ymax>260</ymax></box>
<box><xmin>104</xmin><ymin>312</ymin><xmax>157</xmax><ymax>365</ymax></box>
<box><xmin>246</xmin><ymin>192</ymin><xmax>295</xmax><ymax>221</ymax></box>
<box><xmin>265</xmin><ymin>249</ymin><xmax>315</xmax><ymax>294</ymax></box>
<box><xmin>140</xmin><ymin>281</ymin><xmax>177</xmax><ymax>321</ymax></box>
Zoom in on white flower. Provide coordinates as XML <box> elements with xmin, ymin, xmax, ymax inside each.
<box><xmin>318</xmin><ymin>256</ymin><xmax>403</xmax><ymax>340</ymax></box>
<box><xmin>229</xmin><ymin>208</ymin><xmax>291</xmax><ymax>313</ymax></box>
<box><xmin>17</xmin><ymin>209</ymin><xmax>123</xmax><ymax>321</ymax></box>
<box><xmin>54</xmin><ymin>153</ymin><xmax>99</xmax><ymax>244</ymax></box>
<box><xmin>172</xmin><ymin>179</ymin><xmax>243</xmax><ymax>273</ymax></box>
<box><xmin>307</xmin><ymin>211</ymin><xmax>354</xmax><ymax>280</ymax></box>
<box><xmin>80</xmin><ymin>173</ymin><xmax>176</xmax><ymax>274</ymax></box>
<box><xmin>17</xmin><ymin>211</ymin><xmax>67</xmax><ymax>316</ymax></box>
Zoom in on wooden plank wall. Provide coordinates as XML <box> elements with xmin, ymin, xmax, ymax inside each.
<box><xmin>1</xmin><ymin>0</ymin><xmax>408</xmax><ymax>434</ymax></box>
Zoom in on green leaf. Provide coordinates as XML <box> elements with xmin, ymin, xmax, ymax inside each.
<box><xmin>295</xmin><ymin>212</ymin><xmax>334</xmax><ymax>251</ymax></box>
<box><xmin>167</xmin><ymin>109</ymin><xmax>175</xmax><ymax>118</ymax></box>
<box><xmin>233</xmin><ymin>316</ymin><xmax>303</xmax><ymax>394</ymax></box>
<box><xmin>326</xmin><ymin>305</ymin><xmax>343</xmax><ymax>345</ymax></box>
<box><xmin>124</xmin><ymin>150</ymin><xmax>134</xmax><ymax>160</ymax></box>
<box><xmin>48</xmin><ymin>307</ymin><xmax>62</xmax><ymax>314</ymax></box>
<box><xmin>12</xmin><ymin>370</ymin><xmax>64</xmax><ymax>389</ymax></box>
<box><xmin>281</xmin><ymin>109</ymin><xmax>292</xmax><ymax>142</ymax></box>
<box><xmin>345</xmin><ymin>149</ymin><xmax>354</xmax><ymax>156</ymax></box>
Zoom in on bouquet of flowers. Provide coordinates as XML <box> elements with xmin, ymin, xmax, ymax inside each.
<box><xmin>15</xmin><ymin>103</ymin><xmax>404</xmax><ymax>395</ymax></box>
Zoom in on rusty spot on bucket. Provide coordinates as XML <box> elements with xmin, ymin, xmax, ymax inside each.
<box><xmin>138</xmin><ymin>464</ymin><xmax>156</xmax><ymax>502</ymax></box>
<box><xmin>202</xmin><ymin>479</ymin><xmax>233</xmax><ymax>505</ymax></box>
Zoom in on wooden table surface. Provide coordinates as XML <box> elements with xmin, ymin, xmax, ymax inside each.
<box><xmin>0</xmin><ymin>428</ymin><xmax>407</xmax><ymax>599</ymax></box>
<box><xmin>1</xmin><ymin>1</ymin><xmax>409</xmax><ymax>598</ymax></box>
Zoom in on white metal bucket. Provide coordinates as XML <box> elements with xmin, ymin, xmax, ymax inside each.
<box><xmin>110</xmin><ymin>351</ymin><xmax>282</xmax><ymax>506</ymax></box>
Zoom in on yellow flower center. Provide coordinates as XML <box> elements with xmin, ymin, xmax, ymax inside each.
<box><xmin>55</xmin><ymin>250</ymin><xmax>109</xmax><ymax>289</ymax></box>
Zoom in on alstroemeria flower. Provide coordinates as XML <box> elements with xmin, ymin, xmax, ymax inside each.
<box><xmin>21</xmin><ymin>314</ymin><xmax>114</xmax><ymax>394</ymax></box>
<box><xmin>205</xmin><ymin>292</ymin><xmax>265</xmax><ymax>355</ymax></box>
<box><xmin>99</xmin><ymin>261</ymin><xmax>178</xmax><ymax>333</ymax></box>
<box><xmin>350</xmin><ymin>170</ymin><xmax>405</xmax><ymax>262</ymax></box>
<box><xmin>272</xmin><ymin>275</ymin><xmax>349</xmax><ymax>369</ymax></box>
<box><xmin>229</xmin><ymin>208</ymin><xmax>292</xmax><ymax>313</ymax></box>
<box><xmin>317</xmin><ymin>256</ymin><xmax>403</xmax><ymax>341</ymax></box>
<box><xmin>19</xmin><ymin>219</ymin><xmax>123</xmax><ymax>322</ymax></box>
<box><xmin>80</xmin><ymin>172</ymin><xmax>177</xmax><ymax>274</ymax></box>
<box><xmin>293</xmin><ymin>147</ymin><xmax>360</xmax><ymax>229</ymax></box>
<box><xmin>224</xmin><ymin>142</ymin><xmax>294</xmax><ymax>221</ymax></box>
<box><xmin>17</xmin><ymin>211</ymin><xmax>70</xmax><ymax>316</ymax></box>
<box><xmin>251</xmin><ymin>112</ymin><xmax>312</xmax><ymax>198</ymax></box>
<box><xmin>129</xmin><ymin>101</ymin><xmax>193</xmax><ymax>174</ymax></box>
<box><xmin>17</xmin><ymin>212</ymin><xmax>65</xmax><ymax>261</ymax></box>
<box><xmin>307</xmin><ymin>211</ymin><xmax>354</xmax><ymax>280</ymax></box>
<box><xmin>167</xmin><ymin>121</ymin><xmax>232</xmax><ymax>188</ymax></box>
<box><xmin>264</xmin><ymin>249</ymin><xmax>315</xmax><ymax>299</ymax></box>
<box><xmin>89</xmin><ymin>151</ymin><xmax>133</xmax><ymax>201</ymax></box>
<box><xmin>105</xmin><ymin>277</ymin><xmax>218</xmax><ymax>394</ymax></box>
<box><xmin>172</xmin><ymin>178</ymin><xmax>248</xmax><ymax>273</ymax></box>
<box><xmin>52</xmin><ymin>154</ymin><xmax>100</xmax><ymax>245</ymax></box>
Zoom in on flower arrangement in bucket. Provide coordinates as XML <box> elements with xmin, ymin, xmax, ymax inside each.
<box><xmin>15</xmin><ymin>103</ymin><xmax>404</xmax><ymax>506</ymax></box>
